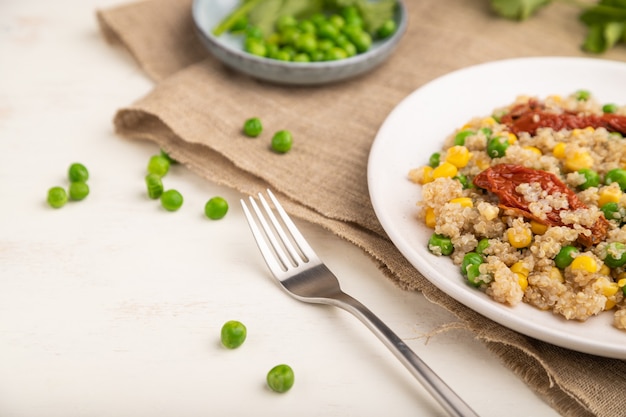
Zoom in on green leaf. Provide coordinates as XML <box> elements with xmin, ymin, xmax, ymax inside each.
<box><xmin>582</xmin><ymin>23</ymin><xmax>618</xmax><ymax>53</ymax></box>
<box><xmin>580</xmin><ymin>5</ymin><xmax>626</xmax><ymax>25</ymax></box>
<box><xmin>490</xmin><ymin>0</ymin><xmax>552</xmax><ymax>21</ymax></box>
<box><xmin>605</xmin><ymin>21</ymin><xmax>625</xmax><ymax>45</ymax></box>
<box><xmin>582</xmin><ymin>24</ymin><xmax>605</xmax><ymax>53</ymax></box>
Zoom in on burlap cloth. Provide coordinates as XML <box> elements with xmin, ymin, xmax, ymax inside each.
<box><xmin>97</xmin><ymin>1</ymin><xmax>626</xmax><ymax>415</ymax></box>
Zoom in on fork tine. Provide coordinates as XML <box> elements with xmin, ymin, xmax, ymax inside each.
<box><xmin>265</xmin><ymin>189</ymin><xmax>316</xmax><ymax>261</ymax></box>
<box><xmin>241</xmin><ymin>196</ymin><xmax>289</xmax><ymax>273</ymax></box>
<box><xmin>257</xmin><ymin>192</ymin><xmax>304</xmax><ymax>265</ymax></box>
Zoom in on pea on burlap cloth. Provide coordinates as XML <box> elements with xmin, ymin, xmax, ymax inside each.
<box><xmin>97</xmin><ymin>0</ymin><xmax>626</xmax><ymax>415</ymax></box>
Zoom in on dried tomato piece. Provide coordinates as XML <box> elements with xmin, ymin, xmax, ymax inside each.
<box><xmin>501</xmin><ymin>100</ymin><xmax>626</xmax><ymax>136</ymax></box>
<box><xmin>473</xmin><ymin>164</ymin><xmax>608</xmax><ymax>246</ymax></box>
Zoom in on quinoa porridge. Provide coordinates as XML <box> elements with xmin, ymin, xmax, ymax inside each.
<box><xmin>408</xmin><ymin>91</ymin><xmax>626</xmax><ymax>330</ymax></box>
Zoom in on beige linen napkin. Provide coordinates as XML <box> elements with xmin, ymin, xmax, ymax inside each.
<box><xmin>98</xmin><ymin>1</ymin><xmax>626</xmax><ymax>415</ymax></box>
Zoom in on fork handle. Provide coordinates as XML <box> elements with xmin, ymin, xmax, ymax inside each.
<box><xmin>333</xmin><ymin>292</ymin><xmax>480</xmax><ymax>417</ymax></box>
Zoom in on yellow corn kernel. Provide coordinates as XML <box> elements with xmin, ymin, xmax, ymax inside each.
<box><xmin>552</xmin><ymin>142</ymin><xmax>566</xmax><ymax>159</ymax></box>
<box><xmin>507</xmin><ymin>133</ymin><xmax>518</xmax><ymax>144</ymax></box>
<box><xmin>585</xmin><ymin>126</ymin><xmax>595</xmax><ymax>134</ymax></box>
<box><xmin>481</xmin><ymin>117</ymin><xmax>496</xmax><ymax>127</ymax></box>
<box><xmin>550</xmin><ymin>267</ymin><xmax>564</xmax><ymax>283</ymax></box>
<box><xmin>606</xmin><ymin>299</ymin><xmax>617</xmax><ymax>310</ymax></box>
<box><xmin>476</xmin><ymin>158</ymin><xmax>491</xmax><ymax>170</ymax></box>
<box><xmin>511</xmin><ymin>261</ymin><xmax>530</xmax><ymax>277</ymax></box>
<box><xmin>432</xmin><ymin>162</ymin><xmax>458</xmax><ymax>179</ymax></box>
<box><xmin>564</xmin><ymin>151</ymin><xmax>593</xmax><ymax>172</ymax></box>
<box><xmin>516</xmin><ymin>273</ymin><xmax>529</xmax><ymax>291</ymax></box>
<box><xmin>445</xmin><ymin>146</ymin><xmax>472</xmax><ymax>168</ymax></box>
<box><xmin>523</xmin><ymin>146</ymin><xmax>542</xmax><ymax>156</ymax></box>
<box><xmin>530</xmin><ymin>220</ymin><xmax>548</xmax><ymax>235</ymax></box>
<box><xmin>571</xmin><ymin>128</ymin><xmax>584</xmax><ymax>138</ymax></box>
<box><xmin>617</xmin><ymin>277</ymin><xmax>626</xmax><ymax>287</ymax></box>
<box><xmin>408</xmin><ymin>166</ymin><xmax>434</xmax><ymax>184</ymax></box>
<box><xmin>599</xmin><ymin>278</ymin><xmax>619</xmax><ymax>297</ymax></box>
<box><xmin>425</xmin><ymin>207</ymin><xmax>436</xmax><ymax>228</ymax></box>
<box><xmin>598</xmin><ymin>187</ymin><xmax>622</xmax><ymax>207</ymax></box>
<box><xmin>596</xmin><ymin>277</ymin><xmax>619</xmax><ymax>310</ymax></box>
<box><xmin>461</xmin><ymin>123</ymin><xmax>473</xmax><ymax>130</ymax></box>
<box><xmin>570</xmin><ymin>255</ymin><xmax>598</xmax><ymax>273</ymax></box>
<box><xmin>507</xmin><ymin>227</ymin><xmax>532</xmax><ymax>248</ymax></box>
<box><xmin>599</xmin><ymin>264</ymin><xmax>611</xmax><ymax>276</ymax></box>
<box><xmin>449</xmin><ymin>197</ymin><xmax>473</xmax><ymax>208</ymax></box>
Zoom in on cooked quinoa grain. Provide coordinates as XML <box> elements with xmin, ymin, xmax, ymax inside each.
<box><xmin>410</xmin><ymin>92</ymin><xmax>626</xmax><ymax>329</ymax></box>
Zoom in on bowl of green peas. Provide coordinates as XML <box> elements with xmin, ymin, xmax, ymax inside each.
<box><xmin>192</xmin><ymin>0</ymin><xmax>407</xmax><ymax>85</ymax></box>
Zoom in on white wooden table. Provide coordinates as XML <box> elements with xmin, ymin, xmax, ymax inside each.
<box><xmin>0</xmin><ymin>1</ymin><xmax>560</xmax><ymax>415</ymax></box>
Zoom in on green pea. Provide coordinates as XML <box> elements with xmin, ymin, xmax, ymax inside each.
<box><xmin>160</xmin><ymin>189</ymin><xmax>183</xmax><ymax>212</ymax></box>
<box><xmin>454</xmin><ymin>130</ymin><xmax>474</xmax><ymax>146</ymax></box>
<box><xmin>486</xmin><ymin>137</ymin><xmax>509</xmax><ymax>158</ymax></box>
<box><xmin>147</xmin><ymin>155</ymin><xmax>170</xmax><ymax>177</ymax></box>
<box><xmin>317</xmin><ymin>21</ymin><xmax>339</xmax><ymax>40</ymax></box>
<box><xmin>574</xmin><ymin>89</ymin><xmax>590</xmax><ymax>101</ymax></box>
<box><xmin>267</xmin><ymin>364</ymin><xmax>295</xmax><ymax>393</ymax></box>
<box><xmin>271</xmin><ymin>130</ymin><xmax>293</xmax><ymax>153</ymax></box>
<box><xmin>243</xmin><ymin>117</ymin><xmax>263</xmax><ymax>137</ymax></box>
<box><xmin>317</xmin><ymin>39</ymin><xmax>334</xmax><ymax>52</ymax></box>
<box><xmin>68</xmin><ymin>181</ymin><xmax>89</xmax><ymax>201</ymax></box>
<box><xmin>205</xmin><ymin>196</ymin><xmax>229</xmax><ymax>220</ymax></box>
<box><xmin>68</xmin><ymin>163</ymin><xmax>89</xmax><ymax>183</ymax></box>
<box><xmin>276</xmin><ymin>15</ymin><xmax>298</xmax><ymax>32</ymax></box>
<box><xmin>145</xmin><ymin>173</ymin><xmax>163</xmax><ymax>199</ymax></box>
<box><xmin>279</xmin><ymin>27</ymin><xmax>300</xmax><ymax>46</ymax></box>
<box><xmin>245</xmin><ymin>26</ymin><xmax>264</xmax><ymax>40</ymax></box>
<box><xmin>309</xmin><ymin>50</ymin><xmax>326</xmax><ymax>62</ymax></box>
<box><xmin>428</xmin><ymin>152</ymin><xmax>441</xmax><ymax>168</ymax></box>
<box><xmin>295</xmin><ymin>32</ymin><xmax>317</xmax><ymax>54</ymax></box>
<box><xmin>220</xmin><ymin>320</ymin><xmax>247</xmax><ymax>349</ymax></box>
<box><xmin>476</xmin><ymin>238</ymin><xmax>490</xmax><ymax>255</ymax></box>
<box><xmin>244</xmin><ymin>38</ymin><xmax>267</xmax><ymax>57</ymax></box>
<box><xmin>554</xmin><ymin>245</ymin><xmax>579</xmax><ymax>269</ymax></box>
<box><xmin>428</xmin><ymin>233</ymin><xmax>454</xmax><ymax>256</ymax></box>
<box><xmin>605</xmin><ymin>168</ymin><xmax>626</xmax><ymax>191</ymax></box>
<box><xmin>604</xmin><ymin>242</ymin><xmax>626</xmax><ymax>268</ymax></box>
<box><xmin>272</xmin><ymin>49</ymin><xmax>292</xmax><ymax>61</ymax></box>
<box><xmin>603</xmin><ymin>103</ymin><xmax>618</xmax><ymax>113</ymax></box>
<box><xmin>377</xmin><ymin>19</ymin><xmax>397</xmax><ymax>38</ymax></box>
<box><xmin>347</xmin><ymin>29</ymin><xmax>371</xmax><ymax>53</ymax></box>
<box><xmin>454</xmin><ymin>174</ymin><xmax>472</xmax><ymax>189</ymax></box>
<box><xmin>342</xmin><ymin>42</ymin><xmax>357</xmax><ymax>57</ymax></box>
<box><xmin>577</xmin><ymin>168</ymin><xmax>600</xmax><ymax>190</ymax></box>
<box><xmin>480</xmin><ymin>127</ymin><xmax>493</xmax><ymax>138</ymax></box>
<box><xmin>328</xmin><ymin>14</ymin><xmax>345</xmax><ymax>29</ymax></box>
<box><xmin>466</xmin><ymin>264</ymin><xmax>482</xmax><ymax>287</ymax></box>
<box><xmin>600</xmin><ymin>202</ymin><xmax>621</xmax><ymax>223</ymax></box>
<box><xmin>230</xmin><ymin>15</ymin><xmax>249</xmax><ymax>33</ymax></box>
<box><xmin>292</xmin><ymin>53</ymin><xmax>311</xmax><ymax>62</ymax></box>
<box><xmin>461</xmin><ymin>252</ymin><xmax>483</xmax><ymax>276</ymax></box>
<box><xmin>47</xmin><ymin>186</ymin><xmax>67</xmax><ymax>208</ymax></box>
<box><xmin>298</xmin><ymin>20</ymin><xmax>316</xmax><ymax>34</ymax></box>
<box><xmin>325</xmin><ymin>47</ymin><xmax>348</xmax><ymax>61</ymax></box>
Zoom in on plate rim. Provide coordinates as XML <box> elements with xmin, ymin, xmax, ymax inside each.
<box><xmin>367</xmin><ymin>56</ymin><xmax>626</xmax><ymax>359</ymax></box>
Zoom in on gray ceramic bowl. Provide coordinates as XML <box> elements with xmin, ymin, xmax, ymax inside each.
<box><xmin>192</xmin><ymin>0</ymin><xmax>407</xmax><ymax>85</ymax></box>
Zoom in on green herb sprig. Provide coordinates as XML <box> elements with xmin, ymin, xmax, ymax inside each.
<box><xmin>490</xmin><ymin>0</ymin><xmax>626</xmax><ymax>53</ymax></box>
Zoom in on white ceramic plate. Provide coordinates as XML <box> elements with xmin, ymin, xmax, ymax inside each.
<box><xmin>368</xmin><ymin>57</ymin><xmax>626</xmax><ymax>359</ymax></box>
<box><xmin>191</xmin><ymin>0</ymin><xmax>407</xmax><ymax>85</ymax></box>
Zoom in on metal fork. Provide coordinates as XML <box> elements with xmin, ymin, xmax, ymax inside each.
<box><xmin>241</xmin><ymin>190</ymin><xmax>479</xmax><ymax>417</ymax></box>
